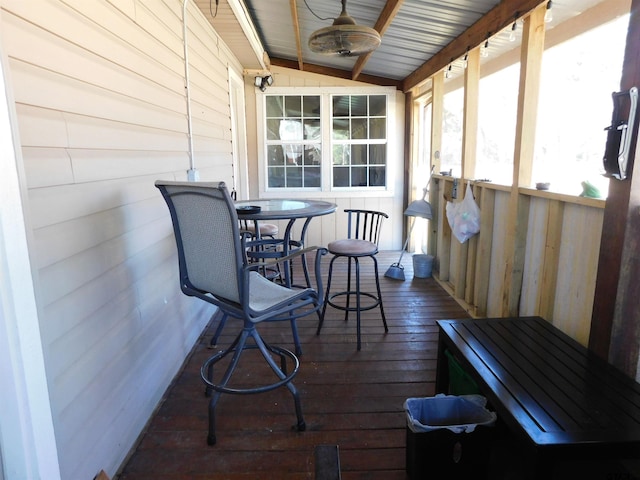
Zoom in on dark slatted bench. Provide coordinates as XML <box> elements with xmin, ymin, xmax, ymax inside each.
<box><xmin>436</xmin><ymin>317</ymin><xmax>640</xmax><ymax>478</ymax></box>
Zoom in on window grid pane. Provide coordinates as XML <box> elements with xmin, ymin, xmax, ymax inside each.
<box><xmin>331</xmin><ymin>94</ymin><xmax>387</xmax><ymax>188</ymax></box>
<box><xmin>266</xmin><ymin>95</ymin><xmax>322</xmax><ymax>189</ymax></box>
<box><xmin>263</xmin><ymin>92</ymin><xmax>389</xmax><ymax>190</ymax></box>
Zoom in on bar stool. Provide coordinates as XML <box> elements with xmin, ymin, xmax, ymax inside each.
<box><xmin>239</xmin><ymin>220</ymin><xmax>279</xmax><ymax>239</ymax></box>
<box><xmin>317</xmin><ymin>209</ymin><xmax>389</xmax><ymax>350</ymax></box>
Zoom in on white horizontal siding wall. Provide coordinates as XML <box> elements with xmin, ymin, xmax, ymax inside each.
<box><xmin>0</xmin><ymin>0</ymin><xmax>241</xmax><ymax>478</ymax></box>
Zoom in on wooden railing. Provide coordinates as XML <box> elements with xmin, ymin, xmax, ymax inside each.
<box><xmin>429</xmin><ymin>175</ymin><xmax>605</xmax><ymax>346</ymax></box>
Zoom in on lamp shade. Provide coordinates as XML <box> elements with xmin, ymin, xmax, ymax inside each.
<box><xmin>404</xmin><ymin>199</ymin><xmax>433</xmax><ymax>219</ymax></box>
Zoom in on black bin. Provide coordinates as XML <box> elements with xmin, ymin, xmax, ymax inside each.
<box><xmin>404</xmin><ymin>394</ymin><xmax>496</xmax><ymax>480</ymax></box>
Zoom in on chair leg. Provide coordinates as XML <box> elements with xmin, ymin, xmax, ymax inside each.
<box><xmin>289</xmin><ymin>312</ymin><xmax>303</xmax><ymax>356</ymax></box>
<box><xmin>250</xmin><ymin>329</ymin><xmax>305</xmax><ymax>433</ymax></box>
<box><xmin>205</xmin><ymin>331</ymin><xmax>242</xmax><ymax>397</ymax></box>
<box><xmin>315</xmin><ymin>309</ymin><xmax>324</xmax><ymax>334</ymax></box>
<box><xmin>354</xmin><ymin>257</ymin><xmax>362</xmax><ymax>351</ymax></box>
<box><xmin>344</xmin><ymin>256</ymin><xmax>352</xmax><ymax>322</ymax></box>
<box><xmin>202</xmin><ymin>325</ymin><xmax>305</xmax><ymax>446</ymax></box>
<box><xmin>206</xmin><ymin>328</ymin><xmax>250</xmax><ymax>445</ymax></box>
<box><xmin>372</xmin><ymin>255</ymin><xmax>388</xmax><ymax>332</ymax></box>
<box><xmin>318</xmin><ymin>256</ymin><xmax>336</xmax><ymax>335</ymax></box>
<box><xmin>212</xmin><ymin>309</ymin><xmax>303</xmax><ymax>354</ymax></box>
<box><xmin>287</xmin><ymin>379</ymin><xmax>306</xmax><ymax>433</ymax></box>
<box><xmin>209</xmin><ymin>312</ymin><xmax>228</xmax><ymax>347</ymax></box>
<box><xmin>319</xmin><ymin>253</ymin><xmax>386</xmax><ymax>351</ymax></box>
<box><xmin>301</xmin><ymin>252</ymin><xmax>311</xmax><ymax>288</ymax></box>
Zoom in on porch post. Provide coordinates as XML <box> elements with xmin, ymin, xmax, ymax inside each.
<box><xmin>501</xmin><ymin>4</ymin><xmax>546</xmax><ymax>316</ymax></box>
<box><xmin>590</xmin><ymin>0</ymin><xmax>640</xmax><ymax>380</ymax></box>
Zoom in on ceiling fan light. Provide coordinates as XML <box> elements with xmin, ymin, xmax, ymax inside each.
<box><xmin>308</xmin><ymin>1</ymin><xmax>380</xmax><ymax>56</ymax></box>
<box><xmin>309</xmin><ymin>24</ymin><xmax>381</xmax><ymax>56</ymax></box>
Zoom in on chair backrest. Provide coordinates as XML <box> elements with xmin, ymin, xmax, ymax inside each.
<box><xmin>344</xmin><ymin>209</ymin><xmax>388</xmax><ymax>246</ymax></box>
<box><xmin>155</xmin><ymin>180</ymin><xmax>244</xmax><ymax>304</ymax></box>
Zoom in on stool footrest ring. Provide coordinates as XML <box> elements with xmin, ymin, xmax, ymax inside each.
<box><xmin>201</xmin><ymin>342</ymin><xmax>299</xmax><ymax>396</ymax></box>
<box><xmin>327</xmin><ymin>290</ymin><xmax>382</xmax><ymax>313</ymax></box>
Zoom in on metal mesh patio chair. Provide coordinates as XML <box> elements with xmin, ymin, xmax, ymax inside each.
<box><xmin>155</xmin><ymin>180</ymin><xmax>327</xmax><ymax>445</ymax></box>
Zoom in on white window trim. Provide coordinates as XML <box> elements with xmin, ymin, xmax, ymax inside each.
<box><xmin>256</xmin><ymin>86</ymin><xmax>398</xmax><ymax>199</ymax></box>
<box><xmin>0</xmin><ymin>39</ymin><xmax>61</xmax><ymax>480</ymax></box>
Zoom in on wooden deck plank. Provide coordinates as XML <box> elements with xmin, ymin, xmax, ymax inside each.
<box><xmin>116</xmin><ymin>251</ymin><xmax>470</xmax><ymax>479</ymax></box>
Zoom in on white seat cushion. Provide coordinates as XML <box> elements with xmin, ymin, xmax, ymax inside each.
<box><xmin>328</xmin><ymin>238</ymin><xmax>378</xmax><ymax>256</ymax></box>
<box><xmin>248</xmin><ymin>271</ymin><xmax>307</xmax><ymax>314</ymax></box>
<box><xmin>244</xmin><ymin>222</ymin><xmax>279</xmax><ymax>237</ymax></box>
<box><xmin>257</xmin><ymin>223</ymin><xmax>279</xmax><ymax>236</ymax></box>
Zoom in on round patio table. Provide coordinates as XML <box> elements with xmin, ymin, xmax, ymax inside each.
<box><xmin>235</xmin><ymin>199</ymin><xmax>336</xmax><ymax>287</ymax></box>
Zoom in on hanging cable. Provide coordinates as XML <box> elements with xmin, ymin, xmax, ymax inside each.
<box><xmin>303</xmin><ymin>0</ymin><xmax>334</xmax><ymax>21</ymax></box>
<box><xmin>209</xmin><ymin>0</ymin><xmax>219</xmax><ymax>19</ymax></box>
<box><xmin>481</xmin><ymin>34</ymin><xmax>490</xmax><ymax>58</ymax></box>
<box><xmin>183</xmin><ymin>0</ymin><xmax>196</xmax><ymax>178</ymax></box>
<box><xmin>508</xmin><ymin>13</ymin><xmax>518</xmax><ymax>42</ymax></box>
<box><xmin>231</xmin><ymin>152</ymin><xmax>237</xmax><ymax>200</ymax></box>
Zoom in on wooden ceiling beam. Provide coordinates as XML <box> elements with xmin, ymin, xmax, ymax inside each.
<box><xmin>402</xmin><ymin>0</ymin><xmax>547</xmax><ymax>92</ymax></box>
<box><xmin>270</xmin><ymin>57</ymin><xmax>402</xmax><ymax>88</ymax></box>
<box><xmin>352</xmin><ymin>0</ymin><xmax>405</xmax><ymax>81</ymax></box>
<box><xmin>289</xmin><ymin>0</ymin><xmax>304</xmax><ymax>70</ymax></box>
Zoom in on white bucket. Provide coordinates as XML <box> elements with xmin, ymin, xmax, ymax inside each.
<box><xmin>412</xmin><ymin>254</ymin><xmax>434</xmax><ymax>278</ymax></box>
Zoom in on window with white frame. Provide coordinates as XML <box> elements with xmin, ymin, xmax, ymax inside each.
<box><xmin>260</xmin><ymin>89</ymin><xmax>391</xmax><ymax>193</ymax></box>
<box><xmin>265</xmin><ymin>95</ymin><xmax>321</xmax><ymax>188</ymax></box>
<box><xmin>331</xmin><ymin>94</ymin><xmax>387</xmax><ymax>188</ymax></box>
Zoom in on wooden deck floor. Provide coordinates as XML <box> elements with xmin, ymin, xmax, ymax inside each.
<box><xmin>116</xmin><ymin>251</ymin><xmax>471</xmax><ymax>479</ymax></box>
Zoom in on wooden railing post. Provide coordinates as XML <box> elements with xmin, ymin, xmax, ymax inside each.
<box><xmin>501</xmin><ymin>4</ymin><xmax>546</xmax><ymax>316</ymax></box>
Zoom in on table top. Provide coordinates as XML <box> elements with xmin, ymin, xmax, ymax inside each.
<box><xmin>437</xmin><ymin>317</ymin><xmax>640</xmax><ymax>448</ymax></box>
<box><xmin>235</xmin><ymin>199</ymin><xmax>336</xmax><ymax>220</ymax></box>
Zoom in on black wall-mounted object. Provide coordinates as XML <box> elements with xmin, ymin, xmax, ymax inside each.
<box><xmin>603</xmin><ymin>86</ymin><xmax>638</xmax><ymax>180</ymax></box>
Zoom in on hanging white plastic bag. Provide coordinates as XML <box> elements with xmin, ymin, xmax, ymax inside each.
<box><xmin>446</xmin><ymin>183</ymin><xmax>480</xmax><ymax>243</ymax></box>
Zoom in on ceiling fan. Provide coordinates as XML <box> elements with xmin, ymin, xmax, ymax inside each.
<box><xmin>307</xmin><ymin>0</ymin><xmax>381</xmax><ymax>56</ymax></box>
